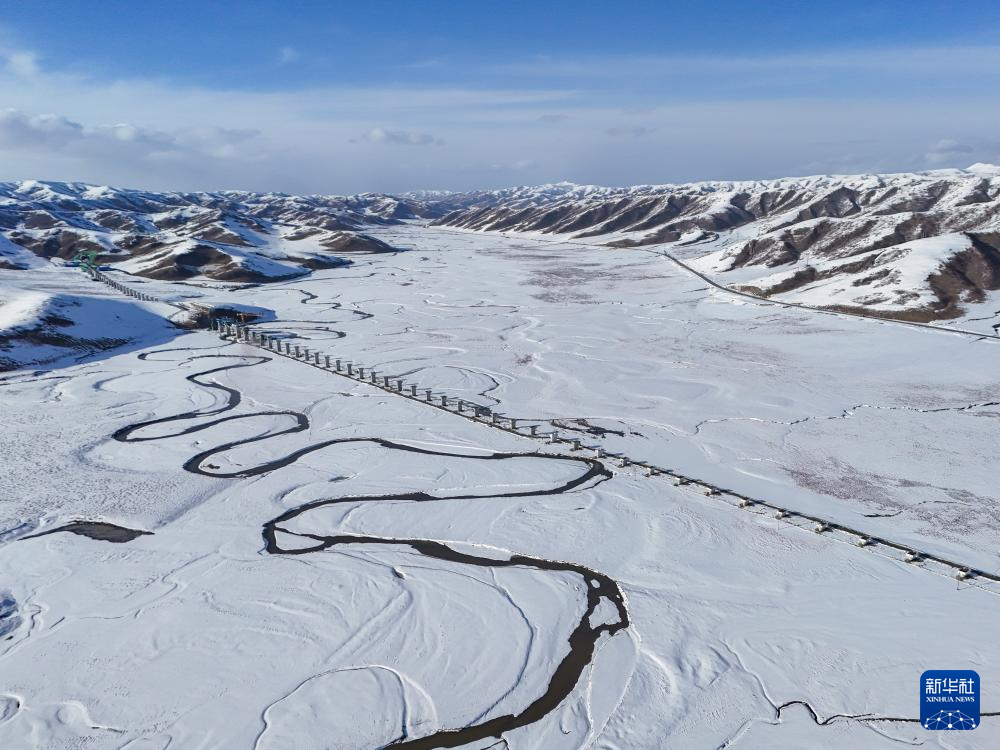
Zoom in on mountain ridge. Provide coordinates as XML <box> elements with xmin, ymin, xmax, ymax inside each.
<box><xmin>1</xmin><ymin>168</ymin><xmax>999</xmax><ymax>326</ymax></box>
<box><xmin>0</xmin><ymin>181</ymin><xmax>445</xmax><ymax>281</ymax></box>
<box><xmin>428</xmin><ymin>166</ymin><xmax>1000</xmax><ymax>325</ymax></box>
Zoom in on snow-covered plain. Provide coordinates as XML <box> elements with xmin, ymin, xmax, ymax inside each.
<box><xmin>1</xmin><ymin>224</ymin><xmax>998</xmax><ymax>748</ymax></box>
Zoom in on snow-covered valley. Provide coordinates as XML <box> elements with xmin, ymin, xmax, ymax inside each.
<box><xmin>1</xmin><ymin>210</ymin><xmax>999</xmax><ymax>748</ymax></box>
<box><xmin>430</xmin><ymin>166</ymin><xmax>1000</xmax><ymax>329</ymax></box>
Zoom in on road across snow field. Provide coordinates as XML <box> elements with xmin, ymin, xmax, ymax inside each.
<box><xmin>221</xmin><ymin>319</ymin><xmax>1000</xmax><ymax>594</ymax></box>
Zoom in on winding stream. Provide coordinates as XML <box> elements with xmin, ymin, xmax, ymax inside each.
<box><xmin>112</xmin><ymin>341</ymin><xmax>630</xmax><ymax>748</ymax></box>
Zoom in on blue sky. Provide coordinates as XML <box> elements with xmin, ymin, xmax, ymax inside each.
<box><xmin>1</xmin><ymin>1</ymin><xmax>999</xmax><ymax>193</ymax></box>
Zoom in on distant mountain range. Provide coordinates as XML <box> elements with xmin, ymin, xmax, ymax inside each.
<box><xmin>0</xmin><ymin>181</ymin><xmax>443</xmax><ymax>282</ymax></box>
<box><xmin>2</xmin><ymin>166</ymin><xmax>999</xmax><ymax>324</ymax></box>
<box><xmin>430</xmin><ymin>165</ymin><xmax>1000</xmax><ymax>324</ymax></box>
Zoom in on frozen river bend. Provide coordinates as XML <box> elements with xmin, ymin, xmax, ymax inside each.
<box><xmin>1</xmin><ymin>225</ymin><xmax>999</xmax><ymax>748</ymax></box>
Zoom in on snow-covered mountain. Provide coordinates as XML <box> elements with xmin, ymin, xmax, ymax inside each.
<box><xmin>0</xmin><ymin>181</ymin><xmax>440</xmax><ymax>283</ymax></box>
<box><xmin>431</xmin><ymin>166</ymin><xmax>1000</xmax><ymax>323</ymax></box>
<box><xmin>3</xmin><ymin>169</ymin><xmax>1000</xmax><ymax>322</ymax></box>
<box><xmin>0</xmin><ymin>288</ymin><xmax>180</xmax><ymax>371</ymax></box>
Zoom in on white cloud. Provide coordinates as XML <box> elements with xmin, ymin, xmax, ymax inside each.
<box><xmin>605</xmin><ymin>125</ymin><xmax>655</xmax><ymax>138</ymax></box>
<box><xmin>494</xmin><ymin>45</ymin><xmax>1000</xmax><ymax>79</ymax></box>
<box><xmin>0</xmin><ymin>107</ymin><xmax>260</xmax><ymax>163</ymax></box>
<box><xmin>921</xmin><ymin>138</ymin><xmax>999</xmax><ymax>169</ymax></box>
<box><xmin>354</xmin><ymin>127</ymin><xmax>443</xmax><ymax>146</ymax></box>
<box><xmin>5</xmin><ymin>51</ymin><xmax>39</xmax><ymax>77</ymax></box>
<box><xmin>924</xmin><ymin>138</ymin><xmax>975</xmax><ymax>164</ymax></box>
<box><xmin>277</xmin><ymin>46</ymin><xmax>299</xmax><ymax>65</ymax></box>
<box><xmin>0</xmin><ymin>40</ymin><xmax>998</xmax><ymax>193</ymax></box>
<box><xmin>400</xmin><ymin>58</ymin><xmax>445</xmax><ymax>70</ymax></box>
<box><xmin>0</xmin><ymin>109</ymin><xmax>82</xmax><ymax>148</ymax></box>
<box><xmin>475</xmin><ymin>159</ymin><xmax>539</xmax><ymax>173</ymax></box>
